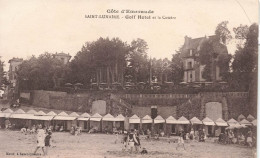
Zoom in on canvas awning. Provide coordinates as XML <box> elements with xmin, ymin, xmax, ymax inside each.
<box><xmin>141</xmin><ymin>115</ymin><xmax>152</xmax><ymax>124</ymax></box>
<box><xmin>190</xmin><ymin>117</ymin><xmax>202</xmax><ymax>124</ymax></box>
<box><xmin>114</xmin><ymin>114</ymin><xmax>125</xmax><ymax>122</ymax></box>
<box><xmin>46</xmin><ymin>111</ymin><xmax>57</xmax><ymax>116</ymax></box>
<box><xmin>176</xmin><ymin>116</ymin><xmax>190</xmax><ymax>124</ymax></box>
<box><xmin>215</xmin><ymin>118</ymin><xmax>228</xmax><ymax>126</ymax></box>
<box><xmin>53</xmin><ymin>111</ymin><xmax>76</xmax><ymax>121</ymax></box>
<box><xmin>102</xmin><ymin>113</ymin><xmax>116</xmax><ymax>121</ymax></box>
<box><xmin>90</xmin><ymin>113</ymin><xmax>102</xmax><ymax>121</ymax></box>
<box><xmin>129</xmin><ymin>114</ymin><xmax>140</xmax><ymax>124</ymax></box>
<box><xmin>202</xmin><ymin>117</ymin><xmax>215</xmax><ymax>126</ymax></box>
<box><xmin>166</xmin><ymin>116</ymin><xmax>178</xmax><ymax>124</ymax></box>
<box><xmin>154</xmin><ymin>115</ymin><xmax>165</xmax><ymax>124</ymax></box>
<box><xmin>10</xmin><ymin>109</ymin><xmax>32</xmax><ymax>119</ymax></box>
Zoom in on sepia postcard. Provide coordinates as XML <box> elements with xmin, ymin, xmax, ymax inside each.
<box><xmin>0</xmin><ymin>0</ymin><xmax>258</xmax><ymax>157</ymax></box>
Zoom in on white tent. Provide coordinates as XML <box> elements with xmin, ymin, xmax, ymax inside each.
<box><xmin>54</xmin><ymin>111</ymin><xmax>76</xmax><ymax>121</ymax></box>
<box><xmin>36</xmin><ymin>111</ymin><xmax>46</xmax><ymax>116</ymax></box>
<box><xmin>190</xmin><ymin>117</ymin><xmax>202</xmax><ymax>124</ymax></box>
<box><xmin>33</xmin><ymin>111</ymin><xmax>54</xmax><ymax>121</ymax></box>
<box><xmin>237</xmin><ymin>114</ymin><xmax>246</xmax><ymax>122</ymax></box>
<box><xmin>166</xmin><ymin>116</ymin><xmax>178</xmax><ymax>124</ymax></box>
<box><xmin>10</xmin><ymin>109</ymin><xmax>35</xmax><ymax>119</ymax></box>
<box><xmin>154</xmin><ymin>115</ymin><xmax>165</xmax><ymax>124</ymax></box>
<box><xmin>227</xmin><ymin>118</ymin><xmax>240</xmax><ymax>126</ymax></box>
<box><xmin>240</xmin><ymin>119</ymin><xmax>252</xmax><ymax>126</ymax></box>
<box><xmin>141</xmin><ymin>115</ymin><xmax>152</xmax><ymax>124</ymax></box>
<box><xmin>247</xmin><ymin>114</ymin><xmax>255</xmax><ymax>122</ymax></box>
<box><xmin>102</xmin><ymin>113</ymin><xmax>116</xmax><ymax>121</ymax></box>
<box><xmin>90</xmin><ymin>113</ymin><xmax>102</xmax><ymax>121</ymax></box>
<box><xmin>0</xmin><ymin>108</ymin><xmax>13</xmax><ymax>117</ymax></box>
<box><xmin>114</xmin><ymin>114</ymin><xmax>125</xmax><ymax>122</ymax></box>
<box><xmin>177</xmin><ymin>116</ymin><xmax>190</xmax><ymax>124</ymax></box>
<box><xmin>129</xmin><ymin>114</ymin><xmax>141</xmax><ymax>124</ymax></box>
<box><xmin>46</xmin><ymin>111</ymin><xmax>57</xmax><ymax>116</ymax></box>
<box><xmin>202</xmin><ymin>117</ymin><xmax>215</xmax><ymax>126</ymax></box>
<box><xmin>215</xmin><ymin>118</ymin><xmax>228</xmax><ymax>126</ymax></box>
<box><xmin>77</xmin><ymin>112</ymin><xmax>90</xmax><ymax>121</ymax></box>
<box><xmin>252</xmin><ymin>119</ymin><xmax>257</xmax><ymax>126</ymax></box>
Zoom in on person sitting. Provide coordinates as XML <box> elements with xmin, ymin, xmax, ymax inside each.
<box><xmin>70</xmin><ymin>127</ymin><xmax>75</xmax><ymax>135</ymax></box>
<box><xmin>238</xmin><ymin>133</ymin><xmax>245</xmax><ymax>145</ymax></box>
<box><xmin>141</xmin><ymin>147</ymin><xmax>148</xmax><ymax>154</ymax></box>
<box><xmin>89</xmin><ymin>126</ymin><xmax>97</xmax><ymax>133</ymax></box>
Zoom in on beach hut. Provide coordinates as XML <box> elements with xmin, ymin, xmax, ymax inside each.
<box><xmin>237</xmin><ymin>114</ymin><xmax>246</xmax><ymax>122</ymax></box>
<box><xmin>166</xmin><ymin>116</ymin><xmax>178</xmax><ymax>135</ymax></box>
<box><xmin>129</xmin><ymin>114</ymin><xmax>141</xmax><ymax>130</ymax></box>
<box><xmin>202</xmin><ymin>117</ymin><xmax>215</xmax><ymax>136</ymax></box>
<box><xmin>190</xmin><ymin>117</ymin><xmax>202</xmax><ymax>132</ymax></box>
<box><xmin>114</xmin><ymin>114</ymin><xmax>125</xmax><ymax>130</ymax></box>
<box><xmin>215</xmin><ymin>118</ymin><xmax>228</xmax><ymax>136</ymax></box>
<box><xmin>53</xmin><ymin>111</ymin><xmax>76</xmax><ymax>131</ymax></box>
<box><xmin>9</xmin><ymin>109</ymin><xmax>34</xmax><ymax>129</ymax></box>
<box><xmin>154</xmin><ymin>115</ymin><xmax>165</xmax><ymax>134</ymax></box>
<box><xmin>0</xmin><ymin>108</ymin><xmax>13</xmax><ymax>117</ymax></box>
<box><xmin>102</xmin><ymin>113</ymin><xmax>115</xmax><ymax>133</ymax></box>
<box><xmin>141</xmin><ymin>115</ymin><xmax>153</xmax><ymax>133</ymax></box>
<box><xmin>77</xmin><ymin>112</ymin><xmax>90</xmax><ymax>131</ymax></box>
<box><xmin>68</xmin><ymin>112</ymin><xmax>79</xmax><ymax>130</ymax></box>
<box><xmin>89</xmin><ymin>113</ymin><xmax>102</xmax><ymax>132</ymax></box>
<box><xmin>176</xmin><ymin>116</ymin><xmax>190</xmax><ymax>133</ymax></box>
<box><xmin>240</xmin><ymin>119</ymin><xmax>252</xmax><ymax>126</ymax></box>
<box><xmin>247</xmin><ymin>114</ymin><xmax>255</xmax><ymax>122</ymax></box>
<box><xmin>33</xmin><ymin>110</ymin><xmax>54</xmax><ymax>128</ymax></box>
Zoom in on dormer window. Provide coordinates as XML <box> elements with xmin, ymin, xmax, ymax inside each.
<box><xmin>190</xmin><ymin>49</ymin><xmax>192</xmax><ymax>56</ymax></box>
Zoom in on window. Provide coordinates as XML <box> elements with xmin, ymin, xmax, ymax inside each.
<box><xmin>190</xmin><ymin>49</ymin><xmax>192</xmax><ymax>56</ymax></box>
<box><xmin>190</xmin><ymin>73</ymin><xmax>192</xmax><ymax>79</ymax></box>
<box><xmin>188</xmin><ymin>62</ymin><xmax>192</xmax><ymax>69</ymax></box>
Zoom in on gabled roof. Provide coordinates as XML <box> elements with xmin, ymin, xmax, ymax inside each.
<box><xmin>58</xmin><ymin>111</ymin><xmax>68</xmax><ymax>116</ymax></box>
<box><xmin>27</xmin><ymin>110</ymin><xmax>37</xmax><ymax>114</ymax></box>
<box><xmin>69</xmin><ymin>112</ymin><xmax>79</xmax><ymax>117</ymax></box>
<box><xmin>91</xmin><ymin>113</ymin><xmax>102</xmax><ymax>118</ymax></box>
<box><xmin>177</xmin><ymin>116</ymin><xmax>190</xmax><ymax>124</ymax></box>
<box><xmin>215</xmin><ymin>118</ymin><xmax>228</xmax><ymax>126</ymax></box>
<box><xmin>202</xmin><ymin>117</ymin><xmax>215</xmax><ymax>126</ymax></box>
<box><xmin>166</xmin><ymin>116</ymin><xmax>178</xmax><ymax>124</ymax></box>
<box><xmin>116</xmin><ymin>114</ymin><xmax>125</xmax><ymax>119</ymax></box>
<box><xmin>36</xmin><ymin>111</ymin><xmax>46</xmax><ymax>115</ymax></box>
<box><xmin>155</xmin><ymin>115</ymin><xmax>164</xmax><ymax>120</ymax></box>
<box><xmin>142</xmin><ymin>115</ymin><xmax>152</xmax><ymax>120</ymax></box>
<box><xmin>237</xmin><ymin>114</ymin><xmax>246</xmax><ymax>121</ymax></box>
<box><xmin>114</xmin><ymin>114</ymin><xmax>125</xmax><ymax>121</ymax></box>
<box><xmin>130</xmin><ymin>114</ymin><xmax>140</xmax><ymax>119</ymax></box>
<box><xmin>247</xmin><ymin>114</ymin><xmax>255</xmax><ymax>121</ymax></box>
<box><xmin>47</xmin><ymin>111</ymin><xmax>57</xmax><ymax>116</ymax></box>
<box><xmin>227</xmin><ymin>118</ymin><xmax>239</xmax><ymax>125</ymax></box>
<box><xmin>103</xmin><ymin>113</ymin><xmax>114</xmax><ymax>118</ymax></box>
<box><xmin>80</xmin><ymin>112</ymin><xmax>91</xmax><ymax>118</ymax></box>
<box><xmin>190</xmin><ymin>117</ymin><xmax>202</xmax><ymax>124</ymax></box>
<box><xmin>13</xmin><ymin>109</ymin><xmax>25</xmax><ymax>114</ymax></box>
<box><xmin>252</xmin><ymin>119</ymin><xmax>257</xmax><ymax>126</ymax></box>
<box><xmin>240</xmin><ymin>119</ymin><xmax>251</xmax><ymax>125</ymax></box>
<box><xmin>3</xmin><ymin>108</ymin><xmax>14</xmax><ymax>113</ymax></box>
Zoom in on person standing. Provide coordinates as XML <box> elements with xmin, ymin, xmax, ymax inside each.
<box><xmin>44</xmin><ymin>132</ymin><xmax>52</xmax><ymax>156</ymax></box>
<box><xmin>176</xmin><ymin>130</ymin><xmax>186</xmax><ymax>150</ymax></box>
<box><xmin>33</xmin><ymin>125</ymin><xmax>46</xmax><ymax>155</ymax></box>
<box><xmin>134</xmin><ymin>131</ymin><xmax>141</xmax><ymax>153</ymax></box>
<box><xmin>128</xmin><ymin>129</ymin><xmax>138</xmax><ymax>153</ymax></box>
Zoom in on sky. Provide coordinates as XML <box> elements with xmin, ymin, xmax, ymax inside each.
<box><xmin>0</xmin><ymin>0</ymin><xmax>258</xmax><ymax>70</ymax></box>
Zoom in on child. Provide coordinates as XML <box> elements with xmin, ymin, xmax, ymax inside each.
<box><xmin>44</xmin><ymin>132</ymin><xmax>52</xmax><ymax>156</ymax></box>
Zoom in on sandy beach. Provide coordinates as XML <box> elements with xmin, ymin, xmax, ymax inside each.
<box><xmin>0</xmin><ymin>130</ymin><xmax>256</xmax><ymax>158</ymax></box>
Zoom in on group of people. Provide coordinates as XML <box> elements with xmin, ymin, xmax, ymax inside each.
<box><xmin>122</xmin><ymin>129</ymin><xmax>142</xmax><ymax>154</ymax></box>
<box><xmin>33</xmin><ymin>124</ymin><xmax>53</xmax><ymax>156</ymax></box>
<box><xmin>219</xmin><ymin>129</ymin><xmax>255</xmax><ymax>147</ymax></box>
<box><xmin>70</xmin><ymin>126</ymin><xmax>81</xmax><ymax>135</ymax></box>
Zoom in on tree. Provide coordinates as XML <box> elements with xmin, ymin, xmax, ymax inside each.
<box><xmin>126</xmin><ymin>38</ymin><xmax>149</xmax><ymax>84</ymax></box>
<box><xmin>215</xmin><ymin>21</ymin><xmax>232</xmax><ymax>45</ymax></box>
<box><xmin>17</xmin><ymin>53</ymin><xmax>66</xmax><ymax>90</ymax></box>
<box><xmin>231</xmin><ymin>23</ymin><xmax>258</xmax><ymax>90</ymax></box>
<box><xmin>171</xmin><ymin>51</ymin><xmax>184</xmax><ymax>84</ymax></box>
<box><xmin>0</xmin><ymin>57</ymin><xmax>7</xmax><ymax>90</ymax></box>
<box><xmin>233</xmin><ymin>24</ymin><xmax>249</xmax><ymax>47</ymax></box>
